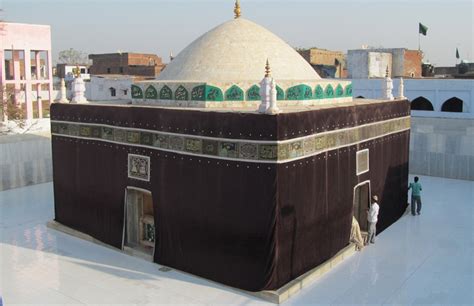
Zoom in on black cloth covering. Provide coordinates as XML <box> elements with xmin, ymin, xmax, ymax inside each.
<box><xmin>50</xmin><ymin>100</ymin><xmax>409</xmax><ymax>291</ymax></box>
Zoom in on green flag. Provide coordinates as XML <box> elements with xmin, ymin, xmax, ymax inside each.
<box><xmin>456</xmin><ymin>48</ymin><xmax>460</xmax><ymax>59</ymax></box>
<box><xmin>419</xmin><ymin>23</ymin><xmax>428</xmax><ymax>36</ymax></box>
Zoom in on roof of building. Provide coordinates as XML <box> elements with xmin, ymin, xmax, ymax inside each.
<box><xmin>158</xmin><ymin>18</ymin><xmax>320</xmax><ymax>82</ymax></box>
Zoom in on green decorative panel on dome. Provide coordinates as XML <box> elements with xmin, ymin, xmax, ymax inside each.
<box><xmin>205</xmin><ymin>85</ymin><xmax>224</xmax><ymax>101</ymax></box>
<box><xmin>286</xmin><ymin>84</ymin><xmax>313</xmax><ymax>100</ymax></box>
<box><xmin>335</xmin><ymin>84</ymin><xmax>344</xmax><ymax>97</ymax></box>
<box><xmin>325</xmin><ymin>84</ymin><xmax>334</xmax><ymax>98</ymax></box>
<box><xmin>191</xmin><ymin>85</ymin><xmax>206</xmax><ymax>101</ymax></box>
<box><xmin>345</xmin><ymin>84</ymin><xmax>353</xmax><ymax>97</ymax></box>
<box><xmin>314</xmin><ymin>85</ymin><xmax>324</xmax><ymax>99</ymax></box>
<box><xmin>191</xmin><ymin>85</ymin><xmax>224</xmax><ymax>102</ymax></box>
<box><xmin>131</xmin><ymin>85</ymin><xmax>143</xmax><ymax>99</ymax></box>
<box><xmin>225</xmin><ymin>85</ymin><xmax>244</xmax><ymax>101</ymax></box>
<box><xmin>247</xmin><ymin>85</ymin><xmax>261</xmax><ymax>101</ymax></box>
<box><xmin>175</xmin><ymin>85</ymin><xmax>188</xmax><ymax>101</ymax></box>
<box><xmin>276</xmin><ymin>85</ymin><xmax>284</xmax><ymax>100</ymax></box>
<box><xmin>145</xmin><ymin>85</ymin><xmax>158</xmax><ymax>99</ymax></box>
<box><xmin>159</xmin><ymin>85</ymin><xmax>173</xmax><ymax>100</ymax></box>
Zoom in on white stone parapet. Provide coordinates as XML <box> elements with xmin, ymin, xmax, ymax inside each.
<box><xmin>397</xmin><ymin>77</ymin><xmax>406</xmax><ymax>99</ymax></box>
<box><xmin>266</xmin><ymin>79</ymin><xmax>281</xmax><ymax>115</ymax></box>
<box><xmin>71</xmin><ymin>76</ymin><xmax>88</xmax><ymax>104</ymax></box>
<box><xmin>258</xmin><ymin>76</ymin><xmax>272</xmax><ymax>113</ymax></box>
<box><xmin>57</xmin><ymin>78</ymin><xmax>69</xmax><ymax>103</ymax></box>
<box><xmin>382</xmin><ymin>76</ymin><xmax>394</xmax><ymax>101</ymax></box>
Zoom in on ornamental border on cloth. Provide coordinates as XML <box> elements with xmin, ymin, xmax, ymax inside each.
<box><xmin>51</xmin><ymin>116</ymin><xmax>410</xmax><ymax>164</ymax></box>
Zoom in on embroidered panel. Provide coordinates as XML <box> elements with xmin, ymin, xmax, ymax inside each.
<box><xmin>159</xmin><ymin>85</ymin><xmax>173</xmax><ymax>100</ymax></box>
<box><xmin>128</xmin><ymin>154</ymin><xmax>150</xmax><ymax>181</ymax></box>
<box><xmin>225</xmin><ymin>85</ymin><xmax>244</xmax><ymax>101</ymax></box>
<box><xmin>175</xmin><ymin>85</ymin><xmax>189</xmax><ymax>101</ymax></box>
<box><xmin>131</xmin><ymin>85</ymin><xmax>143</xmax><ymax>99</ymax></box>
<box><xmin>145</xmin><ymin>85</ymin><xmax>158</xmax><ymax>99</ymax></box>
<box><xmin>247</xmin><ymin>85</ymin><xmax>261</xmax><ymax>101</ymax></box>
<box><xmin>286</xmin><ymin>84</ymin><xmax>313</xmax><ymax>100</ymax></box>
<box><xmin>51</xmin><ymin>116</ymin><xmax>410</xmax><ymax>164</ymax></box>
<box><xmin>356</xmin><ymin>149</ymin><xmax>369</xmax><ymax>175</ymax></box>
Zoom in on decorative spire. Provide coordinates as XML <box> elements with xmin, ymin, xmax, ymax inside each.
<box><xmin>234</xmin><ymin>0</ymin><xmax>241</xmax><ymax>19</ymax></box>
<box><xmin>265</xmin><ymin>59</ymin><xmax>271</xmax><ymax>77</ymax></box>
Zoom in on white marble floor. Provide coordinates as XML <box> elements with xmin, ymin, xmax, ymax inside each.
<box><xmin>0</xmin><ymin>175</ymin><xmax>472</xmax><ymax>305</ymax></box>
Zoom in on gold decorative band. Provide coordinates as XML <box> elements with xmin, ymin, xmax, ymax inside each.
<box><xmin>51</xmin><ymin>116</ymin><xmax>410</xmax><ymax>164</ymax></box>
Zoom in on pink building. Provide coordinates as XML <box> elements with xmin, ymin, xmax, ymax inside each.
<box><xmin>0</xmin><ymin>22</ymin><xmax>53</xmax><ymax>121</ymax></box>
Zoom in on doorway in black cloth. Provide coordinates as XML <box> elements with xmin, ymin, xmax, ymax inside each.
<box><xmin>353</xmin><ymin>181</ymin><xmax>371</xmax><ymax>232</ymax></box>
<box><xmin>124</xmin><ymin>187</ymin><xmax>155</xmax><ymax>258</ymax></box>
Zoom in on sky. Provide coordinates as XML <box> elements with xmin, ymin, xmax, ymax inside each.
<box><xmin>1</xmin><ymin>0</ymin><xmax>473</xmax><ymax>66</ymax></box>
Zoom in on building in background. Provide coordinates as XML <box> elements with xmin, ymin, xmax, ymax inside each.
<box><xmin>0</xmin><ymin>22</ymin><xmax>53</xmax><ymax>121</ymax></box>
<box><xmin>56</xmin><ymin>64</ymin><xmax>91</xmax><ymax>82</ymax></box>
<box><xmin>297</xmin><ymin>48</ymin><xmax>346</xmax><ymax>78</ymax></box>
<box><xmin>434</xmin><ymin>61</ymin><xmax>474</xmax><ymax>79</ymax></box>
<box><xmin>348</xmin><ymin>48</ymin><xmax>422</xmax><ymax>79</ymax></box>
<box><xmin>88</xmin><ymin>53</ymin><xmax>165</xmax><ymax>78</ymax></box>
<box><xmin>86</xmin><ymin>75</ymin><xmax>135</xmax><ymax>101</ymax></box>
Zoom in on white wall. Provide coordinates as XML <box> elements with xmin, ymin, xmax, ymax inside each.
<box><xmin>0</xmin><ymin>132</ymin><xmax>52</xmax><ymax>191</ymax></box>
<box><xmin>368</xmin><ymin>52</ymin><xmax>392</xmax><ymax>78</ymax></box>
<box><xmin>14</xmin><ymin>89</ymin><xmax>60</xmax><ymax>103</ymax></box>
<box><xmin>348</xmin><ymin>50</ymin><xmax>369</xmax><ymax>79</ymax></box>
<box><xmin>86</xmin><ymin>76</ymin><xmax>132</xmax><ymax>101</ymax></box>
<box><xmin>348</xmin><ymin>50</ymin><xmax>393</xmax><ymax>78</ymax></box>
<box><xmin>352</xmin><ymin>78</ymin><xmax>474</xmax><ymax>119</ymax></box>
<box><xmin>410</xmin><ymin>117</ymin><xmax>474</xmax><ymax>180</ymax></box>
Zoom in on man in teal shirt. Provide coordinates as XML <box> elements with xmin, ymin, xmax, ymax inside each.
<box><xmin>408</xmin><ymin>176</ymin><xmax>423</xmax><ymax>215</ymax></box>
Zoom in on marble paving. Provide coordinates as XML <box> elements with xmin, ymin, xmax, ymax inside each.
<box><xmin>0</xmin><ymin>175</ymin><xmax>472</xmax><ymax>305</ymax></box>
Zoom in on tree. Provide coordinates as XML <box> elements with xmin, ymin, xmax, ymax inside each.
<box><xmin>58</xmin><ymin>48</ymin><xmax>90</xmax><ymax>65</ymax></box>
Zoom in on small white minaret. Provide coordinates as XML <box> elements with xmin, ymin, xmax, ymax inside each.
<box><xmin>397</xmin><ymin>77</ymin><xmax>406</xmax><ymax>99</ymax></box>
<box><xmin>382</xmin><ymin>65</ymin><xmax>394</xmax><ymax>100</ymax></box>
<box><xmin>57</xmin><ymin>78</ymin><xmax>69</xmax><ymax>103</ymax></box>
<box><xmin>70</xmin><ymin>66</ymin><xmax>88</xmax><ymax>104</ymax></box>
<box><xmin>258</xmin><ymin>60</ymin><xmax>280</xmax><ymax>114</ymax></box>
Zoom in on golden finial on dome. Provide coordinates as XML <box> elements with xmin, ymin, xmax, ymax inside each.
<box><xmin>265</xmin><ymin>59</ymin><xmax>271</xmax><ymax>77</ymax></box>
<box><xmin>234</xmin><ymin>0</ymin><xmax>241</xmax><ymax>19</ymax></box>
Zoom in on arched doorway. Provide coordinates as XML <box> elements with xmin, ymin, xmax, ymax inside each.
<box><xmin>410</xmin><ymin>97</ymin><xmax>434</xmax><ymax>111</ymax></box>
<box><xmin>441</xmin><ymin>97</ymin><xmax>463</xmax><ymax>112</ymax></box>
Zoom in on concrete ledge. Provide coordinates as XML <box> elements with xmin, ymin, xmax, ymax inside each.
<box><xmin>252</xmin><ymin>243</ymin><xmax>356</xmax><ymax>304</ymax></box>
<box><xmin>47</xmin><ymin>220</ymin><xmax>117</xmax><ymax>251</ymax></box>
<box><xmin>47</xmin><ymin>220</ymin><xmax>356</xmax><ymax>304</ymax></box>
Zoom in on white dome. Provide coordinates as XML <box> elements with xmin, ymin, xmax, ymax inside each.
<box><xmin>158</xmin><ymin>18</ymin><xmax>321</xmax><ymax>82</ymax></box>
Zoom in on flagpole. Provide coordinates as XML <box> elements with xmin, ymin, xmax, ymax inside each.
<box><xmin>418</xmin><ymin>33</ymin><xmax>421</xmax><ymax>51</ymax></box>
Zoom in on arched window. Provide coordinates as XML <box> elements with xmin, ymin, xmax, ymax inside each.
<box><xmin>441</xmin><ymin>97</ymin><xmax>463</xmax><ymax>112</ymax></box>
<box><xmin>410</xmin><ymin>97</ymin><xmax>434</xmax><ymax>111</ymax></box>
<box><xmin>109</xmin><ymin>87</ymin><xmax>116</xmax><ymax>97</ymax></box>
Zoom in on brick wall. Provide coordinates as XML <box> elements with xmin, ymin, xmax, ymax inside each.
<box><xmin>89</xmin><ymin>53</ymin><xmax>164</xmax><ymax>77</ymax></box>
<box><xmin>403</xmin><ymin>50</ymin><xmax>422</xmax><ymax>78</ymax></box>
